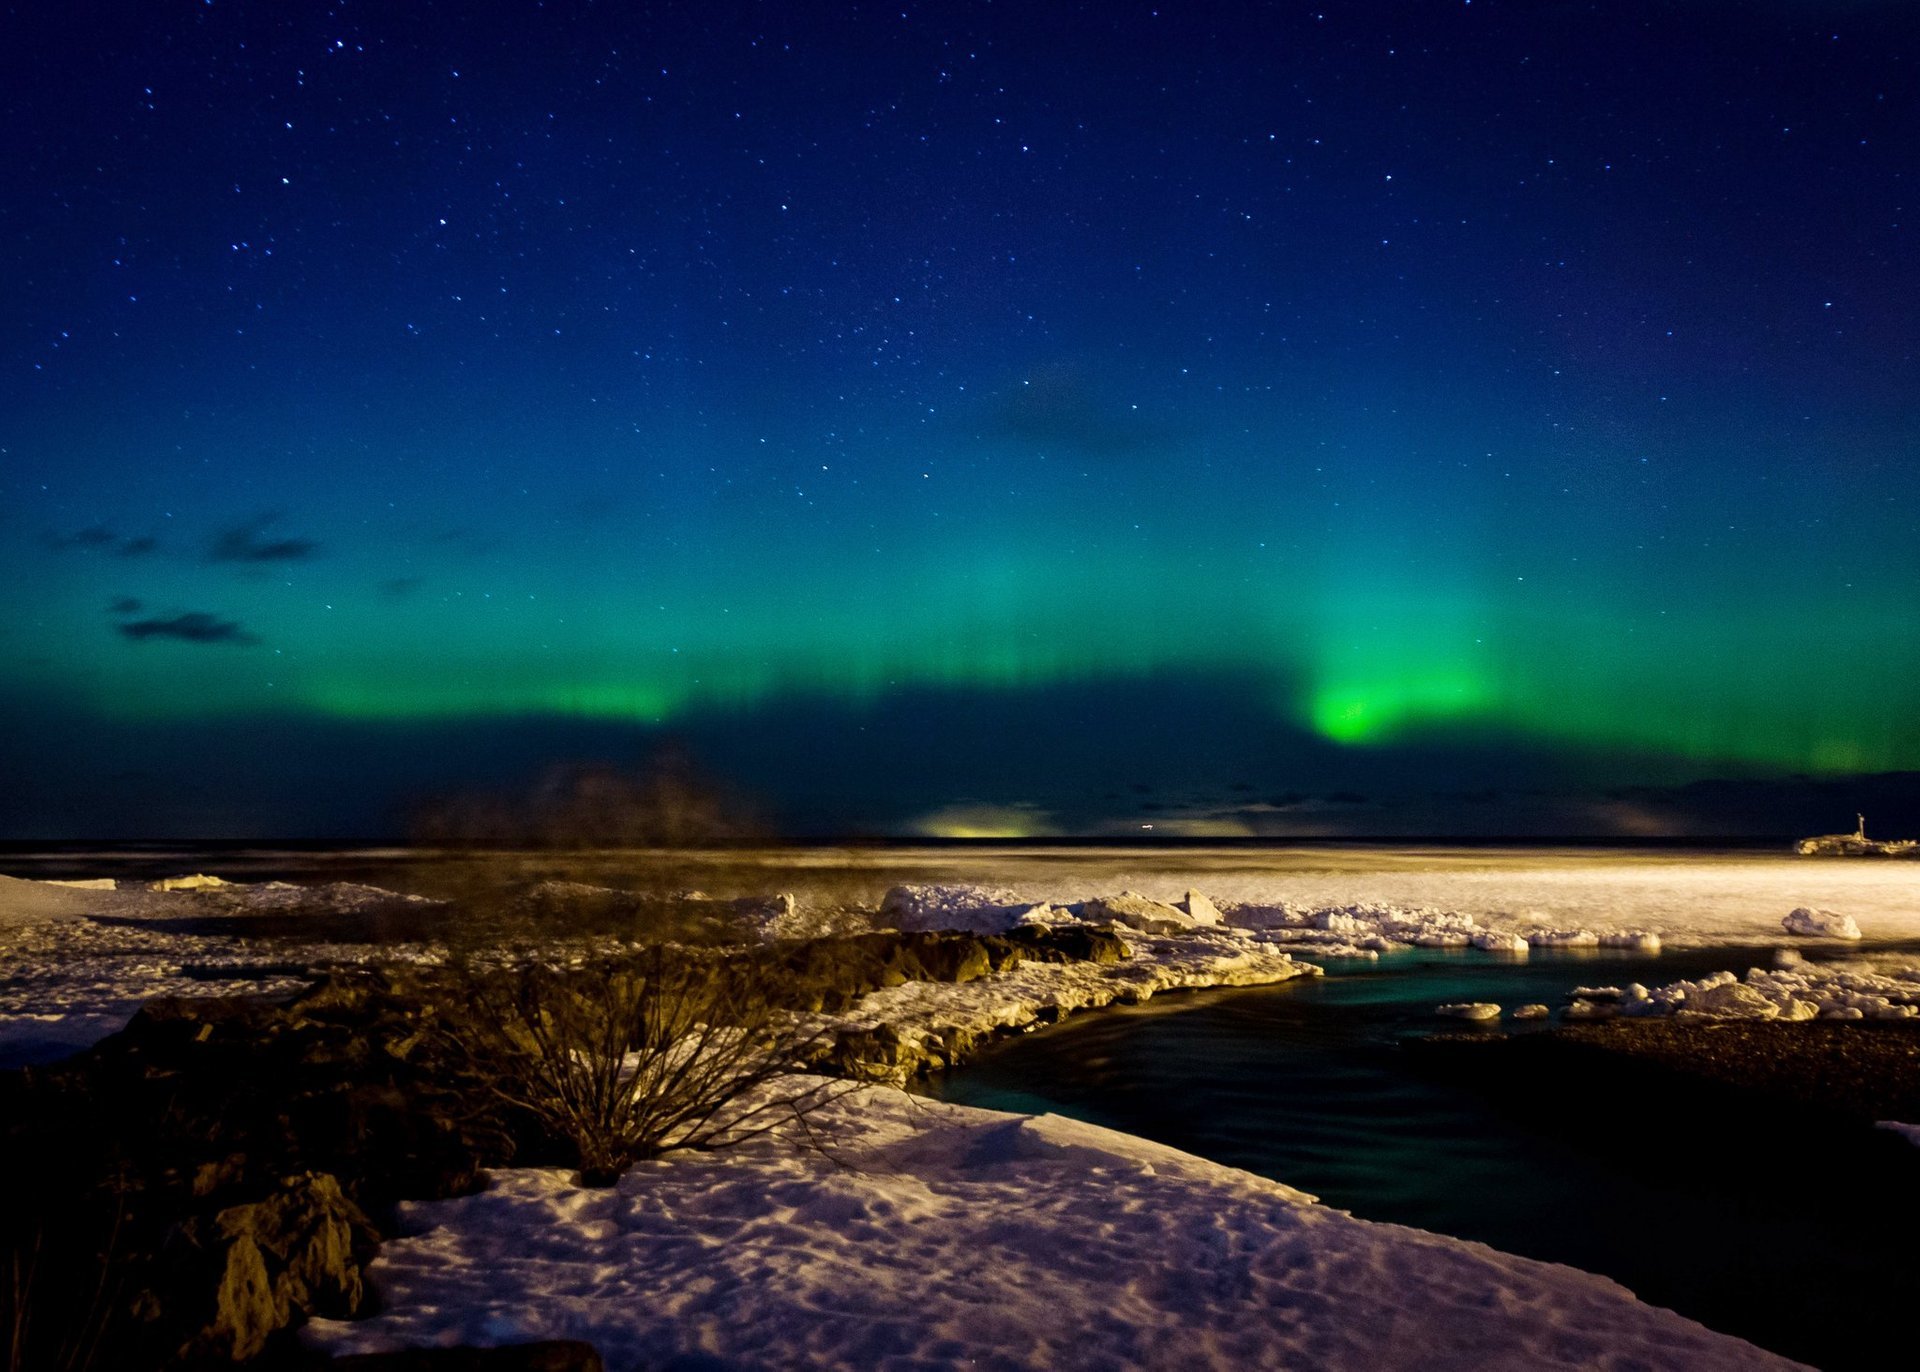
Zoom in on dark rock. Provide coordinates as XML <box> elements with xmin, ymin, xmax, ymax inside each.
<box><xmin>1006</xmin><ymin>926</ymin><xmax>1128</xmax><ymax>966</ymax></box>
<box><xmin>169</xmin><ymin>1171</ymin><xmax>380</xmax><ymax>1363</ymax></box>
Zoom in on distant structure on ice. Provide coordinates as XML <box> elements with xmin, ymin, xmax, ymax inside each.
<box><xmin>1795</xmin><ymin>814</ymin><xmax>1919</xmax><ymax>857</ymax></box>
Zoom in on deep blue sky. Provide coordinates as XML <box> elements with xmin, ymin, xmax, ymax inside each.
<box><xmin>3</xmin><ymin>1</ymin><xmax>1916</xmax><ymax>838</ymax></box>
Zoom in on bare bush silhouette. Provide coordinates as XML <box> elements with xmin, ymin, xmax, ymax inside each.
<box><xmin>450</xmin><ymin>946</ymin><xmax>847</xmax><ymax>1186</ymax></box>
<box><xmin>3</xmin><ymin>1181</ymin><xmax>126</xmax><ymax>1372</ymax></box>
<box><xmin>409</xmin><ymin>745</ymin><xmax>762</xmax><ymax>850</ymax></box>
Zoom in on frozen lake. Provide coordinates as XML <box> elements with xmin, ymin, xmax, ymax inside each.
<box><xmin>8</xmin><ymin>842</ymin><xmax>1919</xmax><ymax>946</ymax></box>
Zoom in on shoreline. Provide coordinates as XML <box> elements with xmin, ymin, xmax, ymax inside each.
<box><xmin>5</xmin><ymin>862</ymin><xmax>1915</xmax><ymax>1369</ymax></box>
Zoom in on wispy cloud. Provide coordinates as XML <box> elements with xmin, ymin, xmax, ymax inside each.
<box><xmin>209</xmin><ymin>514</ymin><xmax>319</xmax><ymax>563</ymax></box>
<box><xmin>45</xmin><ymin>526</ymin><xmax>161</xmax><ymax>556</ymax></box>
<box><xmin>987</xmin><ymin>367</ymin><xmax>1176</xmax><ymax>457</ymax></box>
<box><xmin>117</xmin><ymin>612</ymin><xmax>259</xmax><ymax>645</ymax></box>
<box><xmin>47</xmin><ymin>525</ymin><xmax>116</xmax><ymax>550</ymax></box>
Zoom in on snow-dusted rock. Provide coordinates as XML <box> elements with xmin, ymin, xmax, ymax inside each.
<box><xmin>1512</xmin><ymin>1004</ymin><xmax>1551</xmax><ymax>1020</ymax></box>
<box><xmin>734</xmin><ymin>893</ymin><xmax>810</xmax><ymax>940</ymax></box>
<box><xmin>1436</xmin><ymin>1002</ymin><xmax>1501</xmax><ymax>1021</ymax></box>
<box><xmin>1077</xmin><ymin>892</ymin><xmax>1197</xmax><ymax>935</ymax></box>
<box><xmin>828</xmin><ymin>928</ymin><xmax>1320</xmax><ymax>1082</ymax></box>
<box><xmin>1782</xmin><ymin>907</ymin><xmax>1862</xmax><ymax>940</ymax></box>
<box><xmin>1181</xmin><ymin>890</ymin><xmax>1223</xmax><ymax>925</ymax></box>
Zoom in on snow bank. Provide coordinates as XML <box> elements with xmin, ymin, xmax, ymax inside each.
<box><xmin>0</xmin><ymin>873</ymin><xmax>143</xmax><ymax>926</ymax></box>
<box><xmin>1782</xmin><ymin>907</ymin><xmax>1862</xmax><ymax>940</ymax></box>
<box><xmin>305</xmin><ymin>1084</ymin><xmax>1804</xmax><ymax>1371</ymax></box>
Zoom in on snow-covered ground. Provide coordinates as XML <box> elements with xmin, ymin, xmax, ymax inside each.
<box><xmin>930</xmin><ymin>852</ymin><xmax>1920</xmax><ymax>950</ymax></box>
<box><xmin>0</xmin><ymin>873</ymin><xmax>449</xmax><ymax>1063</ymax></box>
<box><xmin>8</xmin><ymin>849</ymin><xmax>1920</xmax><ymax>1063</ymax></box>
<box><xmin>304</xmin><ymin>1082</ymin><xmax>1805</xmax><ymax>1371</ymax></box>
<box><xmin>9</xmin><ymin>855</ymin><xmax>1901</xmax><ymax>1367</ymax></box>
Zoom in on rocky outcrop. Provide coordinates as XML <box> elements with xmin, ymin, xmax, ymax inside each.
<box><xmin>168</xmin><ymin>1171</ymin><xmax>379</xmax><ymax>1362</ymax></box>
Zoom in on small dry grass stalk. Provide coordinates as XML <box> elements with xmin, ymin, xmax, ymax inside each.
<box><xmin>457</xmin><ymin>945</ymin><xmax>847</xmax><ymax>1185</ymax></box>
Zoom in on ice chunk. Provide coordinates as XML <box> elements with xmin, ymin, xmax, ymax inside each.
<box><xmin>1471</xmin><ymin>931</ymin><xmax>1530</xmax><ymax>955</ymax></box>
<box><xmin>1077</xmin><ymin>893</ymin><xmax>1198</xmax><ymax>935</ymax></box>
<box><xmin>149</xmin><ymin>873</ymin><xmax>230</xmax><ymax>892</ymax></box>
<box><xmin>1563</xmin><ymin>1000</ymin><xmax>1617</xmax><ymax>1020</ymax></box>
<box><xmin>1182</xmin><ymin>890</ymin><xmax>1223</xmax><ymax>926</ymax></box>
<box><xmin>879</xmin><ymin>884</ymin><xmax>1037</xmax><ymax>935</ymax></box>
<box><xmin>1436</xmin><ymin>1002</ymin><xmax>1501</xmax><ymax>1020</ymax></box>
<box><xmin>1686</xmin><ymin>980</ymin><xmax>1780</xmax><ymax>1018</ymax></box>
<box><xmin>1527</xmin><ymin>928</ymin><xmax>1601</xmax><ymax>948</ymax></box>
<box><xmin>1782</xmin><ymin>907</ymin><xmax>1862</xmax><ymax>940</ymax></box>
<box><xmin>1599</xmin><ymin>930</ymin><xmax>1662</xmax><ymax>952</ymax></box>
<box><xmin>1512</xmin><ymin>1004</ymin><xmax>1551</xmax><ymax>1020</ymax></box>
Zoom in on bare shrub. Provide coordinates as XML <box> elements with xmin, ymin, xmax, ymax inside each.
<box><xmin>451</xmin><ymin>946</ymin><xmax>847</xmax><ymax>1186</ymax></box>
<box><xmin>3</xmin><ymin>1186</ymin><xmax>126</xmax><ymax>1372</ymax></box>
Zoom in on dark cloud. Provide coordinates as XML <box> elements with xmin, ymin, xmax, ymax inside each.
<box><xmin>46</xmin><ymin>527</ymin><xmax>161</xmax><ymax>556</ymax></box>
<box><xmin>107</xmin><ymin>597</ymin><xmax>142</xmax><ymax>615</ymax></box>
<box><xmin>210</xmin><ymin>515</ymin><xmax>320</xmax><ymax>563</ymax></box>
<box><xmin>117</xmin><ymin>612</ymin><xmax>259</xmax><ymax>646</ymax></box>
<box><xmin>985</xmin><ymin>367</ymin><xmax>1176</xmax><ymax>457</ymax></box>
<box><xmin>45</xmin><ymin>525</ymin><xmax>117</xmax><ymax>550</ymax></box>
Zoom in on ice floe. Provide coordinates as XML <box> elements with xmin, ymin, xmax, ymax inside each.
<box><xmin>1436</xmin><ymin>1002</ymin><xmax>1501</xmax><ymax>1020</ymax></box>
<box><xmin>1782</xmin><ymin>906</ymin><xmax>1863</xmax><ymax>940</ymax></box>
<box><xmin>1560</xmin><ymin>963</ymin><xmax>1920</xmax><ymax>1023</ymax></box>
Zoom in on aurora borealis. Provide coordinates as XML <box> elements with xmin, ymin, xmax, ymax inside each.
<box><xmin>3</xmin><ymin>2</ymin><xmax>1917</xmax><ymax>838</ymax></box>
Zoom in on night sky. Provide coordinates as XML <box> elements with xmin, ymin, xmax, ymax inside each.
<box><xmin>3</xmin><ymin>1</ymin><xmax>1917</xmax><ymax>839</ymax></box>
